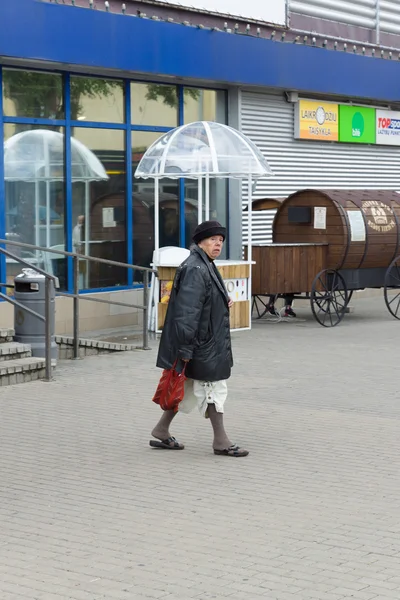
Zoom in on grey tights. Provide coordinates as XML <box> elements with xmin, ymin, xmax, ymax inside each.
<box><xmin>151</xmin><ymin>403</ymin><xmax>232</xmax><ymax>450</ymax></box>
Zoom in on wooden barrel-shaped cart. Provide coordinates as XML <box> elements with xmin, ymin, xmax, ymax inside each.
<box><xmin>251</xmin><ymin>189</ymin><xmax>400</xmax><ymax>326</ymax></box>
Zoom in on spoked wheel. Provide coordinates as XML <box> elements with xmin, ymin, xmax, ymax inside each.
<box><xmin>384</xmin><ymin>255</ymin><xmax>400</xmax><ymax>319</ymax></box>
<box><xmin>311</xmin><ymin>269</ymin><xmax>348</xmax><ymax>327</ymax></box>
<box><xmin>251</xmin><ymin>295</ymin><xmax>269</xmax><ymax>320</ymax></box>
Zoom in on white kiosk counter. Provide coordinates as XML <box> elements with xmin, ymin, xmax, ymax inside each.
<box><xmin>149</xmin><ymin>247</ymin><xmax>252</xmax><ymax>333</ymax></box>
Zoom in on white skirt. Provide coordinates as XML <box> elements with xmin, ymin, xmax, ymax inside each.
<box><xmin>179</xmin><ymin>378</ymin><xmax>228</xmax><ymax>418</ymax></box>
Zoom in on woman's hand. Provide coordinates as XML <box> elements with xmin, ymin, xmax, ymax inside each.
<box><xmin>228</xmin><ymin>299</ymin><xmax>234</xmax><ymax>309</ymax></box>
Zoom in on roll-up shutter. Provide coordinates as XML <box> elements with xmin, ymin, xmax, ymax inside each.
<box><xmin>241</xmin><ymin>90</ymin><xmax>400</xmax><ymax>243</ymax></box>
<box><xmin>289</xmin><ymin>0</ymin><xmax>400</xmax><ymax>37</ymax></box>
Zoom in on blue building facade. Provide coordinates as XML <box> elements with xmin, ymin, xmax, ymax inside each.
<box><xmin>2</xmin><ymin>0</ymin><xmax>400</xmax><ymax>295</ymax></box>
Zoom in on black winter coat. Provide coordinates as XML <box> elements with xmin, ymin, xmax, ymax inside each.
<box><xmin>156</xmin><ymin>245</ymin><xmax>233</xmax><ymax>381</ymax></box>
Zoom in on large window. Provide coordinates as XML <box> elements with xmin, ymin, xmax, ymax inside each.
<box><xmin>4</xmin><ymin>123</ymin><xmax>67</xmax><ymax>289</ymax></box>
<box><xmin>1</xmin><ymin>67</ymin><xmax>228</xmax><ymax>291</ymax></box>
<box><xmin>132</xmin><ymin>132</ymin><xmax>179</xmax><ymax>280</ymax></box>
<box><xmin>70</xmin><ymin>76</ymin><xmax>124</xmax><ymax>123</ymax></box>
<box><xmin>2</xmin><ymin>70</ymin><xmax>64</xmax><ymax>119</ymax></box>
<box><xmin>73</xmin><ymin>128</ymin><xmax>126</xmax><ymax>289</ymax></box>
<box><xmin>131</xmin><ymin>83</ymin><xmax>178</xmax><ymax>127</ymax></box>
<box><xmin>183</xmin><ymin>88</ymin><xmax>228</xmax><ymax>253</ymax></box>
<box><xmin>183</xmin><ymin>88</ymin><xmax>227</xmax><ymax>124</ymax></box>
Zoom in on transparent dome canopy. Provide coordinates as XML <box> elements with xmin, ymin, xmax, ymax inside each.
<box><xmin>4</xmin><ymin>129</ymin><xmax>108</xmax><ymax>182</ymax></box>
<box><xmin>134</xmin><ymin>121</ymin><xmax>273</xmax><ymax>180</ymax></box>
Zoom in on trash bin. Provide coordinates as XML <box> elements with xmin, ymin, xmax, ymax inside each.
<box><xmin>14</xmin><ymin>268</ymin><xmax>58</xmax><ymax>360</ymax></box>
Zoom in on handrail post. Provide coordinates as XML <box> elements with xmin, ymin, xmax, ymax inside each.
<box><xmin>73</xmin><ymin>255</ymin><xmax>80</xmax><ymax>359</ymax></box>
<box><xmin>142</xmin><ymin>270</ymin><xmax>150</xmax><ymax>350</ymax></box>
<box><xmin>44</xmin><ymin>277</ymin><xmax>52</xmax><ymax>382</ymax></box>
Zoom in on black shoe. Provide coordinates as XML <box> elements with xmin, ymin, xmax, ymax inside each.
<box><xmin>284</xmin><ymin>307</ymin><xmax>296</xmax><ymax>318</ymax></box>
<box><xmin>266</xmin><ymin>304</ymin><xmax>280</xmax><ymax>317</ymax></box>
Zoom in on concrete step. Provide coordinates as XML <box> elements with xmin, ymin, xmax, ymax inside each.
<box><xmin>56</xmin><ymin>335</ymin><xmax>136</xmax><ymax>359</ymax></box>
<box><xmin>0</xmin><ymin>342</ymin><xmax>32</xmax><ymax>361</ymax></box>
<box><xmin>0</xmin><ymin>356</ymin><xmax>46</xmax><ymax>386</ymax></box>
<box><xmin>0</xmin><ymin>329</ymin><xmax>15</xmax><ymax>343</ymax></box>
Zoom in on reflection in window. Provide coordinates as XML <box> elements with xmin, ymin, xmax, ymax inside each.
<box><xmin>184</xmin><ymin>179</ymin><xmax>227</xmax><ymax>257</ymax></box>
<box><xmin>183</xmin><ymin>88</ymin><xmax>227</xmax><ymax>124</ymax></box>
<box><xmin>70</xmin><ymin>76</ymin><xmax>124</xmax><ymax>123</ymax></box>
<box><xmin>72</xmin><ymin>128</ymin><xmax>126</xmax><ymax>289</ymax></box>
<box><xmin>132</xmin><ymin>132</ymin><xmax>180</xmax><ymax>280</ymax></box>
<box><xmin>4</xmin><ymin>124</ymin><xmax>67</xmax><ymax>288</ymax></box>
<box><xmin>131</xmin><ymin>83</ymin><xmax>178</xmax><ymax>127</ymax></box>
<box><xmin>2</xmin><ymin>69</ymin><xmax>64</xmax><ymax>119</ymax></box>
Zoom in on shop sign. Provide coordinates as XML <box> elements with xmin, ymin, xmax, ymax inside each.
<box><xmin>295</xmin><ymin>100</ymin><xmax>339</xmax><ymax>141</ymax></box>
<box><xmin>152</xmin><ymin>0</ymin><xmax>286</xmax><ymax>26</ymax></box>
<box><xmin>376</xmin><ymin>109</ymin><xmax>400</xmax><ymax>146</ymax></box>
<box><xmin>339</xmin><ymin>105</ymin><xmax>376</xmax><ymax>144</ymax></box>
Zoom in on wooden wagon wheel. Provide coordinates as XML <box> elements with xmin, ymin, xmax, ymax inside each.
<box><xmin>310</xmin><ymin>269</ymin><xmax>348</xmax><ymax>327</ymax></box>
<box><xmin>384</xmin><ymin>256</ymin><xmax>400</xmax><ymax>320</ymax></box>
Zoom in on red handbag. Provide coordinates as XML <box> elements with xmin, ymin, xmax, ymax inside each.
<box><xmin>152</xmin><ymin>361</ymin><xmax>187</xmax><ymax>412</ymax></box>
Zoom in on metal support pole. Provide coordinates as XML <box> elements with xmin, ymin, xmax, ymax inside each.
<box><xmin>198</xmin><ymin>177</ymin><xmax>203</xmax><ymax>224</ymax></box>
<box><xmin>73</xmin><ymin>255</ymin><xmax>80</xmax><ymax>359</ymax></box>
<box><xmin>376</xmin><ymin>0</ymin><xmax>381</xmax><ymax>45</ymax></box>
<box><xmin>248</xmin><ymin>175</ymin><xmax>253</xmax><ymax>331</ymax></box>
<box><xmin>205</xmin><ymin>173</ymin><xmax>210</xmax><ymax>221</ymax></box>
<box><xmin>44</xmin><ymin>277</ymin><xmax>52</xmax><ymax>382</ymax></box>
<box><xmin>141</xmin><ymin>270</ymin><xmax>151</xmax><ymax>350</ymax></box>
<box><xmin>154</xmin><ymin>179</ymin><xmax>160</xmax><ymax>264</ymax></box>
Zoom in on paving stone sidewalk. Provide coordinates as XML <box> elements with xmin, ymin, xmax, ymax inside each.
<box><xmin>1</xmin><ymin>295</ymin><xmax>400</xmax><ymax>600</ymax></box>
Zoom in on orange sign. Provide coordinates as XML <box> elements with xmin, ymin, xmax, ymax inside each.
<box><xmin>295</xmin><ymin>100</ymin><xmax>339</xmax><ymax>141</ymax></box>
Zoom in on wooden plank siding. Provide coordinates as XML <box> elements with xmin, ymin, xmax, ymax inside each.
<box><xmin>252</xmin><ymin>244</ymin><xmax>328</xmax><ymax>295</ymax></box>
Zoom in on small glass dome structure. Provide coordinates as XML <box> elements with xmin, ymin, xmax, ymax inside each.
<box><xmin>4</xmin><ymin>129</ymin><xmax>108</xmax><ymax>182</ymax></box>
<box><xmin>134</xmin><ymin>121</ymin><xmax>272</xmax><ymax>179</ymax></box>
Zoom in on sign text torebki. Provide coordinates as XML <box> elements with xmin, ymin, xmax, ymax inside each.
<box><xmin>376</xmin><ymin>110</ymin><xmax>400</xmax><ymax>146</ymax></box>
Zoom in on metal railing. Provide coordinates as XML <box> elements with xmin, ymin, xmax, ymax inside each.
<box><xmin>0</xmin><ymin>245</ymin><xmax>58</xmax><ymax>382</ymax></box>
<box><xmin>0</xmin><ymin>239</ymin><xmax>154</xmax><ymax>381</ymax></box>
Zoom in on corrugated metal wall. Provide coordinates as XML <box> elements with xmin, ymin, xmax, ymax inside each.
<box><xmin>241</xmin><ymin>89</ymin><xmax>400</xmax><ymax>243</ymax></box>
<box><xmin>289</xmin><ymin>0</ymin><xmax>400</xmax><ymax>36</ymax></box>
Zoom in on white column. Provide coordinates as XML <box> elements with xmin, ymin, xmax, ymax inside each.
<box><xmin>154</xmin><ymin>178</ymin><xmax>160</xmax><ymax>264</ymax></box>
<box><xmin>198</xmin><ymin>177</ymin><xmax>203</xmax><ymax>224</ymax></box>
<box><xmin>205</xmin><ymin>173</ymin><xmax>210</xmax><ymax>221</ymax></box>
<box><xmin>247</xmin><ymin>175</ymin><xmax>253</xmax><ymax>330</ymax></box>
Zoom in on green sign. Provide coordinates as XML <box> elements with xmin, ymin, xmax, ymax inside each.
<box><xmin>339</xmin><ymin>105</ymin><xmax>376</xmax><ymax>144</ymax></box>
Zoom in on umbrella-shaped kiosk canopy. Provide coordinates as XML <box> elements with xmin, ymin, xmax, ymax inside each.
<box><xmin>134</xmin><ymin>121</ymin><xmax>272</xmax><ymax>332</ymax></box>
<box><xmin>4</xmin><ymin>129</ymin><xmax>108</xmax><ymax>182</ymax></box>
<box><xmin>4</xmin><ymin>129</ymin><xmax>108</xmax><ymax>274</ymax></box>
<box><xmin>135</xmin><ymin>120</ymin><xmax>272</xmax><ymax>259</ymax></box>
<box><xmin>135</xmin><ymin>120</ymin><xmax>271</xmax><ymax>180</ymax></box>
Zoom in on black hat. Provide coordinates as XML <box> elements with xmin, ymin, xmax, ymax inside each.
<box><xmin>192</xmin><ymin>220</ymin><xmax>226</xmax><ymax>244</ymax></box>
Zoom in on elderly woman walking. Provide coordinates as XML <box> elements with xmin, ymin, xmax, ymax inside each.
<box><xmin>150</xmin><ymin>220</ymin><xmax>249</xmax><ymax>457</ymax></box>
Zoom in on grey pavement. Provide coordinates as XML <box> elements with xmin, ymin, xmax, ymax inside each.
<box><xmin>1</xmin><ymin>295</ymin><xmax>400</xmax><ymax>600</ymax></box>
